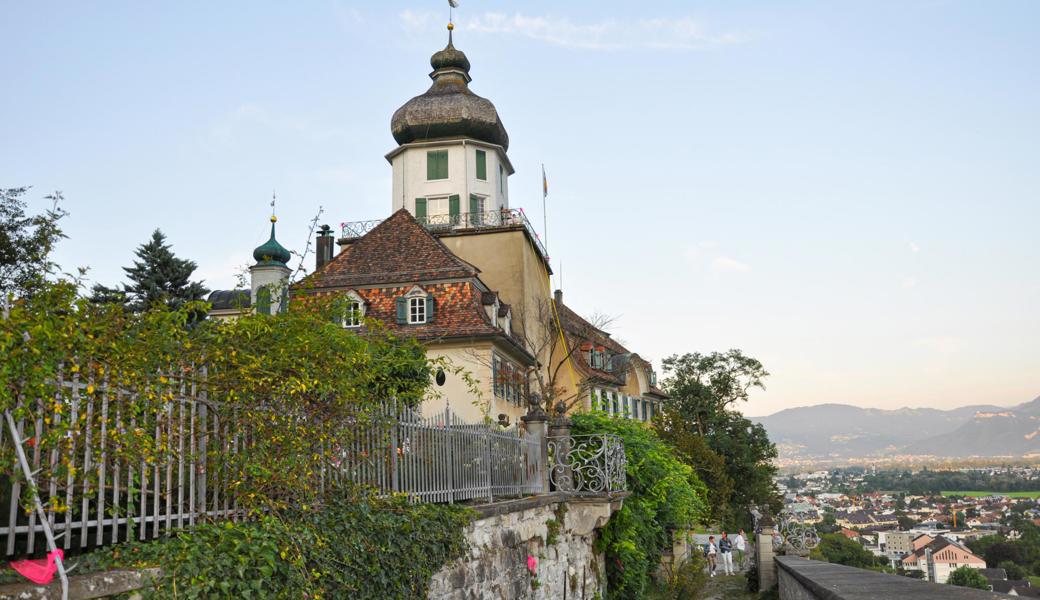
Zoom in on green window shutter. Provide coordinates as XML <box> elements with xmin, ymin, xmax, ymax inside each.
<box><xmin>475</xmin><ymin>149</ymin><xmax>487</xmax><ymax>180</ymax></box>
<box><xmin>414</xmin><ymin>197</ymin><xmax>427</xmax><ymax>220</ymax></box>
<box><xmin>256</xmin><ymin>287</ymin><xmax>271</xmax><ymax>316</ymax></box>
<box><xmin>469</xmin><ymin>194</ymin><xmax>480</xmax><ymax>215</ymax></box>
<box><xmin>427</xmin><ymin>151</ymin><xmax>448</xmax><ymax>180</ymax></box>
<box><xmin>448</xmin><ymin>195</ymin><xmax>460</xmax><ymax>221</ymax></box>
<box><xmin>426</xmin><ymin>294</ymin><xmax>436</xmax><ymax>322</ymax></box>
<box><xmin>395</xmin><ymin>297</ymin><xmax>407</xmax><ymax>324</ymax></box>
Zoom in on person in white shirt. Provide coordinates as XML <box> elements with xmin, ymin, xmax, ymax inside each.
<box><xmin>733</xmin><ymin>530</ymin><xmax>747</xmax><ymax>569</ymax></box>
<box><xmin>706</xmin><ymin>535</ymin><xmax>718</xmax><ymax>577</ymax></box>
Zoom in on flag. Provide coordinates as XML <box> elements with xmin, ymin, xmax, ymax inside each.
<box><xmin>448</xmin><ymin>0</ymin><xmax>459</xmax><ymax>7</ymax></box>
<box><xmin>542</xmin><ymin>165</ymin><xmax>548</xmax><ymax>198</ymax></box>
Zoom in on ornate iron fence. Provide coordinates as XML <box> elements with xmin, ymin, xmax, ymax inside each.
<box><xmin>546</xmin><ymin>434</ymin><xmax>627</xmax><ymax>495</ymax></box>
<box><xmin>340</xmin><ymin>208</ymin><xmax>549</xmax><ymax>259</ymax></box>
<box><xmin>0</xmin><ymin>375</ymin><xmax>542</xmax><ymax>559</ymax></box>
<box><xmin>776</xmin><ymin>512</ymin><xmax>821</xmax><ymax>553</ymax></box>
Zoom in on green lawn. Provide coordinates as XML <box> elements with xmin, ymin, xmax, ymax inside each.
<box><xmin>941</xmin><ymin>490</ymin><xmax>1040</xmax><ymax>498</ymax></box>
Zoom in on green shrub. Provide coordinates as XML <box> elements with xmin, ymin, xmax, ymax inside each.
<box><xmin>571</xmin><ymin>413</ymin><xmax>708</xmax><ymax>600</ymax></box>
<box><xmin>650</xmin><ymin>556</ymin><xmax>708</xmax><ymax>599</ymax></box>
<box><xmin>79</xmin><ymin>495</ymin><xmax>473</xmax><ymax>599</ymax></box>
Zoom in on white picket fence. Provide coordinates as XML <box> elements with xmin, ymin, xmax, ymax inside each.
<box><xmin>0</xmin><ymin>375</ymin><xmax>542</xmax><ymax>559</ymax></box>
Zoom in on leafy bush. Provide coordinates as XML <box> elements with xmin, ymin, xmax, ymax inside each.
<box><xmin>571</xmin><ymin>413</ymin><xmax>708</xmax><ymax>600</ymax></box>
<box><xmin>947</xmin><ymin>565</ymin><xmax>990</xmax><ymax>590</ymax></box>
<box><xmin>80</xmin><ymin>495</ymin><xmax>473</xmax><ymax>599</ymax></box>
<box><xmin>650</xmin><ymin>556</ymin><xmax>708</xmax><ymax>600</ymax></box>
<box><xmin>809</xmin><ymin>533</ymin><xmax>883</xmax><ymax>570</ymax></box>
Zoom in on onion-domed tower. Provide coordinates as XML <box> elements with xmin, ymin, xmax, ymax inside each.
<box><xmin>386</xmin><ymin>25</ymin><xmax>514</xmax><ymax>222</ymax></box>
<box><xmin>249</xmin><ymin>215</ymin><xmax>290</xmax><ymax>315</ymax></box>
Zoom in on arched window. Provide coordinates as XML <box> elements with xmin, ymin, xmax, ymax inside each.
<box><xmin>341</xmin><ymin>291</ymin><xmax>365</xmax><ymax>328</ymax></box>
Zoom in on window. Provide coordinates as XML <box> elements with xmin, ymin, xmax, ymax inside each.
<box><xmin>427</xmin><ymin>150</ymin><xmax>449</xmax><ymax>180</ymax></box>
<box><xmin>493</xmin><ymin>353</ymin><xmax>524</xmax><ymax>405</ymax></box>
<box><xmin>397</xmin><ymin>288</ymin><xmax>434</xmax><ymax>325</ymax></box>
<box><xmin>642</xmin><ymin>400</ymin><xmax>649</xmax><ymax>421</ymax></box>
<box><xmin>498</xmin><ymin>164</ymin><xmax>505</xmax><ymax>194</ymax></box>
<box><xmin>256</xmin><ymin>287</ymin><xmax>271</xmax><ymax>316</ymax></box>
<box><xmin>408</xmin><ymin>297</ymin><xmax>426</xmax><ymax>324</ymax></box>
<box><xmin>475</xmin><ymin>149</ymin><xmax>487</xmax><ymax>180</ymax></box>
<box><xmin>611</xmin><ymin>392</ymin><xmax>619</xmax><ymax>415</ymax></box>
<box><xmin>342</xmin><ymin>300</ymin><xmax>363</xmax><ymax>328</ymax></box>
<box><xmin>631</xmin><ymin>397</ymin><xmax>639</xmax><ymax>420</ymax></box>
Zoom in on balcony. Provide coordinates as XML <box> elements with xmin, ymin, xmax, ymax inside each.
<box><xmin>340</xmin><ymin>208</ymin><xmax>549</xmax><ymax>260</ymax></box>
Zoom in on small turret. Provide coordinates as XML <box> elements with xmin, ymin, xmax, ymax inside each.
<box><xmin>249</xmin><ymin>215</ymin><xmax>290</xmax><ymax>315</ymax></box>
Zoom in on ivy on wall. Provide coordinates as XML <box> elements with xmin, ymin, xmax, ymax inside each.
<box><xmin>572</xmin><ymin>413</ymin><xmax>709</xmax><ymax>600</ymax></box>
<box><xmin>76</xmin><ymin>494</ymin><xmax>473</xmax><ymax>599</ymax></box>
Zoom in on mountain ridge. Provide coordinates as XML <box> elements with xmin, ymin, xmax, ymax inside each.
<box><xmin>753</xmin><ymin>396</ymin><xmax>1040</xmax><ymax>461</ymax></box>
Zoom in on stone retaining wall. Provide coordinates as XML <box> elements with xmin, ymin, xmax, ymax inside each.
<box><xmin>428</xmin><ymin>493</ymin><xmax>621</xmax><ymax>600</ymax></box>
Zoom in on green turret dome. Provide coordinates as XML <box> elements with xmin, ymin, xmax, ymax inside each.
<box><xmin>253</xmin><ymin>216</ymin><xmax>291</xmax><ymax>266</ymax></box>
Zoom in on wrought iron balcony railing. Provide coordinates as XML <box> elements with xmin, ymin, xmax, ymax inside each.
<box><xmin>340</xmin><ymin>208</ymin><xmax>549</xmax><ymax>260</ymax></box>
<box><xmin>546</xmin><ymin>434</ymin><xmax>627</xmax><ymax>495</ymax></box>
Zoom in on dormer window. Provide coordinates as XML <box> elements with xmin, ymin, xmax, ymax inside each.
<box><xmin>409</xmin><ymin>296</ymin><xmax>426</xmax><ymax>323</ymax></box>
<box><xmin>341</xmin><ymin>291</ymin><xmax>365</xmax><ymax>328</ymax></box>
<box><xmin>396</xmin><ymin>287</ymin><xmax>435</xmax><ymax>325</ymax></box>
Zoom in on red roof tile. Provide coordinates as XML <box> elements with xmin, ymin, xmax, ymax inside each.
<box><xmin>301</xmin><ymin>209</ymin><xmax>480</xmax><ymax>288</ymax></box>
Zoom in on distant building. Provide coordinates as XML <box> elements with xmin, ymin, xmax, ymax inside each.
<box><xmin>900</xmin><ymin>536</ymin><xmax>985</xmax><ymax>584</ymax></box>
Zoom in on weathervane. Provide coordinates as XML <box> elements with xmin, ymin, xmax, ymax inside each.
<box><xmin>448</xmin><ymin>0</ymin><xmax>458</xmax><ymax>26</ymax></box>
<box><xmin>270</xmin><ymin>190</ymin><xmax>277</xmax><ymax>221</ymax></box>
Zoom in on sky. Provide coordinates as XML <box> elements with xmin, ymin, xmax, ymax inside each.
<box><xmin>3</xmin><ymin>1</ymin><xmax>1038</xmax><ymax>417</ymax></box>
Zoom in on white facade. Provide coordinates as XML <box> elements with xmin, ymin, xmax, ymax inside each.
<box><xmin>387</xmin><ymin>139</ymin><xmax>514</xmax><ymax>218</ymax></box>
<box><xmin>249</xmin><ymin>263</ymin><xmax>290</xmax><ymax>315</ymax></box>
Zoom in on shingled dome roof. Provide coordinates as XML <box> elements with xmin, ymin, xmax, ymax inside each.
<box><xmin>390</xmin><ymin>29</ymin><xmax>509</xmax><ymax>150</ymax></box>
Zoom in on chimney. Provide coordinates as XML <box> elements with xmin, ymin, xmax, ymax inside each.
<box><xmin>553</xmin><ymin>289</ymin><xmax>563</xmax><ymax>306</ymax></box>
<box><xmin>316</xmin><ymin>224</ymin><xmax>334</xmax><ymax>271</ymax></box>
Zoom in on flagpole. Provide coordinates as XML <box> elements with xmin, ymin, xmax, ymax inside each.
<box><xmin>542</xmin><ymin>163</ymin><xmax>548</xmax><ymax>254</ymax></box>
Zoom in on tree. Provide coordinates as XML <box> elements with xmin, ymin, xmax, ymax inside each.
<box><xmin>810</xmin><ymin>533</ymin><xmax>881</xmax><ymax>570</ymax></box>
<box><xmin>947</xmin><ymin>566</ymin><xmax>989</xmax><ymax>590</ymax></box>
<box><xmin>655</xmin><ymin>416</ymin><xmax>735</xmax><ymax>526</ymax></box>
<box><xmin>656</xmin><ymin>349</ymin><xmax>780</xmax><ymax>530</ymax></box>
<box><xmin>0</xmin><ymin>187</ymin><xmax>66</xmax><ymax>298</ymax></box>
<box><xmin>93</xmin><ymin>229</ymin><xmax>208</xmax><ymax>311</ymax></box>
<box><xmin>897</xmin><ymin>516</ymin><xmax>917</xmax><ymax>531</ymax></box>
<box><xmin>999</xmin><ymin>560</ymin><xmax>1027</xmax><ymax>580</ymax></box>
<box><xmin>661</xmin><ymin>350</ymin><xmax>768</xmax><ymax>435</ymax></box>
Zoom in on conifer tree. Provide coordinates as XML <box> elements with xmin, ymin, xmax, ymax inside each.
<box><xmin>93</xmin><ymin>229</ymin><xmax>208</xmax><ymax>311</ymax></box>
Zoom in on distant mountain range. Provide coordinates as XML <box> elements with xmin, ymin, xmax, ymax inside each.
<box><xmin>752</xmin><ymin>396</ymin><xmax>1040</xmax><ymax>462</ymax></box>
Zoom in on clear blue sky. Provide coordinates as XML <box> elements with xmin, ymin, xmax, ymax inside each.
<box><xmin>3</xmin><ymin>1</ymin><xmax>1037</xmax><ymax>416</ymax></box>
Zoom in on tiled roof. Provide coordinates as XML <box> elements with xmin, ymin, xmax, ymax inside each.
<box><xmin>302</xmin><ymin>209</ymin><xmax>480</xmax><ymax>289</ymax></box>
<box><xmin>555</xmin><ymin>299</ymin><xmax>666</xmax><ymax>398</ymax></box>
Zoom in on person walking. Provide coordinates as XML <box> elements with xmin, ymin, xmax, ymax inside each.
<box><xmin>719</xmin><ymin>532</ymin><xmax>734</xmax><ymax>576</ymax></box>
<box><xmin>706</xmin><ymin>535</ymin><xmax>718</xmax><ymax>577</ymax></box>
<box><xmin>733</xmin><ymin>530</ymin><xmax>747</xmax><ymax>570</ymax></box>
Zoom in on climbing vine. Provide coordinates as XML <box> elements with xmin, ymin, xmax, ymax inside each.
<box><xmin>0</xmin><ymin>280</ymin><xmax>442</xmax><ymax>515</ymax></box>
<box><xmin>572</xmin><ymin>412</ymin><xmax>709</xmax><ymax>600</ymax></box>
